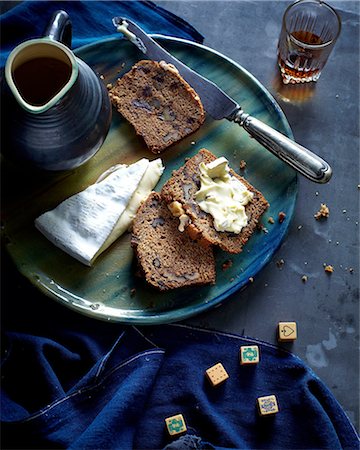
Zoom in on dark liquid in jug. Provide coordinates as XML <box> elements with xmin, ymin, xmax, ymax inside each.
<box><xmin>13</xmin><ymin>57</ymin><xmax>72</xmax><ymax>106</ymax></box>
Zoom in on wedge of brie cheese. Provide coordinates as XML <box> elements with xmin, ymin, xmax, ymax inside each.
<box><xmin>35</xmin><ymin>158</ymin><xmax>164</xmax><ymax>266</ymax></box>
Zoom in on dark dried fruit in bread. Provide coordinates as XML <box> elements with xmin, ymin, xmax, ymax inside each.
<box><xmin>109</xmin><ymin>60</ymin><xmax>205</xmax><ymax>154</ymax></box>
<box><xmin>161</xmin><ymin>149</ymin><xmax>269</xmax><ymax>253</ymax></box>
<box><xmin>131</xmin><ymin>192</ymin><xmax>215</xmax><ymax>291</ymax></box>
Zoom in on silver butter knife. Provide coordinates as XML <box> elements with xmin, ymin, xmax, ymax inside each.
<box><xmin>112</xmin><ymin>17</ymin><xmax>332</xmax><ymax>184</ymax></box>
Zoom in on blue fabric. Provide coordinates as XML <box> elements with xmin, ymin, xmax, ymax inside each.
<box><xmin>1</xmin><ymin>315</ymin><xmax>359</xmax><ymax>449</ymax></box>
<box><xmin>1</xmin><ymin>2</ymin><xmax>359</xmax><ymax>449</ymax></box>
<box><xmin>0</xmin><ymin>0</ymin><xmax>204</xmax><ymax>67</ymax></box>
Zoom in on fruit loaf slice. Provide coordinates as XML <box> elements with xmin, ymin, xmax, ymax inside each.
<box><xmin>131</xmin><ymin>192</ymin><xmax>216</xmax><ymax>291</ymax></box>
<box><xmin>161</xmin><ymin>149</ymin><xmax>269</xmax><ymax>253</ymax></box>
<box><xmin>108</xmin><ymin>60</ymin><xmax>205</xmax><ymax>154</ymax></box>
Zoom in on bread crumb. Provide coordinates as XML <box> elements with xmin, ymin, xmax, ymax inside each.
<box><xmin>268</xmin><ymin>217</ymin><xmax>275</xmax><ymax>224</ymax></box>
<box><xmin>256</xmin><ymin>223</ymin><xmax>268</xmax><ymax>233</ymax></box>
<box><xmin>302</xmin><ymin>275</ymin><xmax>308</xmax><ymax>282</ymax></box>
<box><xmin>278</xmin><ymin>211</ymin><xmax>286</xmax><ymax>223</ymax></box>
<box><xmin>239</xmin><ymin>160</ymin><xmax>247</xmax><ymax>170</ymax></box>
<box><xmin>249</xmin><ymin>277</ymin><xmax>254</xmax><ymax>283</ymax></box>
<box><xmin>349</xmin><ymin>267</ymin><xmax>354</xmax><ymax>273</ymax></box>
<box><xmin>276</xmin><ymin>259</ymin><xmax>285</xmax><ymax>269</ymax></box>
<box><xmin>222</xmin><ymin>259</ymin><xmax>233</xmax><ymax>271</ymax></box>
<box><xmin>106</xmin><ymin>83</ymin><xmax>113</xmax><ymax>90</ymax></box>
<box><xmin>314</xmin><ymin>203</ymin><xmax>329</xmax><ymax>220</ymax></box>
<box><xmin>100</xmin><ymin>74</ymin><xmax>105</xmax><ymax>80</ymax></box>
<box><xmin>324</xmin><ymin>265</ymin><xmax>334</xmax><ymax>273</ymax></box>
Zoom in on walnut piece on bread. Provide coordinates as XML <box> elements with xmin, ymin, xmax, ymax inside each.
<box><xmin>131</xmin><ymin>192</ymin><xmax>215</xmax><ymax>291</ymax></box>
<box><xmin>161</xmin><ymin>149</ymin><xmax>269</xmax><ymax>253</ymax></box>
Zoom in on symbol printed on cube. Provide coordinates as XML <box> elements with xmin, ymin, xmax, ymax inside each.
<box><xmin>278</xmin><ymin>322</ymin><xmax>297</xmax><ymax>341</ymax></box>
<box><xmin>240</xmin><ymin>345</ymin><xmax>260</xmax><ymax>364</ymax></box>
<box><xmin>165</xmin><ymin>414</ymin><xmax>187</xmax><ymax>436</ymax></box>
<box><xmin>206</xmin><ymin>362</ymin><xmax>229</xmax><ymax>386</ymax></box>
<box><xmin>257</xmin><ymin>395</ymin><xmax>279</xmax><ymax>416</ymax></box>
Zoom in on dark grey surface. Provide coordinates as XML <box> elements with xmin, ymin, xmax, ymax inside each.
<box><xmin>158</xmin><ymin>0</ymin><xmax>359</xmax><ymax>431</ymax></box>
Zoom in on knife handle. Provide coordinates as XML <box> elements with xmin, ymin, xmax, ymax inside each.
<box><xmin>232</xmin><ymin>110</ymin><xmax>332</xmax><ymax>183</ymax></box>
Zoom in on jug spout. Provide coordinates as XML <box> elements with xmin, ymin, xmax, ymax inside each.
<box><xmin>5</xmin><ymin>38</ymin><xmax>78</xmax><ymax>114</ymax></box>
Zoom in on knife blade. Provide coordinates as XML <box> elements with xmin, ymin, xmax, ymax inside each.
<box><xmin>112</xmin><ymin>17</ymin><xmax>332</xmax><ymax>183</ymax></box>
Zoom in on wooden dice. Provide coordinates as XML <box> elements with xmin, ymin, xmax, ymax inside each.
<box><xmin>257</xmin><ymin>395</ymin><xmax>279</xmax><ymax>416</ymax></box>
<box><xmin>165</xmin><ymin>414</ymin><xmax>187</xmax><ymax>436</ymax></box>
<box><xmin>205</xmin><ymin>362</ymin><xmax>229</xmax><ymax>386</ymax></box>
<box><xmin>240</xmin><ymin>345</ymin><xmax>260</xmax><ymax>365</ymax></box>
<box><xmin>278</xmin><ymin>322</ymin><xmax>297</xmax><ymax>342</ymax></box>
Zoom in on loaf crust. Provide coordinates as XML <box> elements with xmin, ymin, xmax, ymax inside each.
<box><xmin>131</xmin><ymin>192</ymin><xmax>216</xmax><ymax>291</ymax></box>
<box><xmin>109</xmin><ymin>60</ymin><xmax>205</xmax><ymax>154</ymax></box>
<box><xmin>161</xmin><ymin>149</ymin><xmax>269</xmax><ymax>253</ymax></box>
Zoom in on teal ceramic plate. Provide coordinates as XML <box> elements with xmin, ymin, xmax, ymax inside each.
<box><xmin>2</xmin><ymin>36</ymin><xmax>297</xmax><ymax>324</ymax></box>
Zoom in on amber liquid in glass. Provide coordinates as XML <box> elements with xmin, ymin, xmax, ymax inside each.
<box><xmin>278</xmin><ymin>30</ymin><xmax>325</xmax><ymax>82</ymax></box>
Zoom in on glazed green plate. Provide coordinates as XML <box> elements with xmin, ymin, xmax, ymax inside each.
<box><xmin>2</xmin><ymin>36</ymin><xmax>297</xmax><ymax>324</ymax></box>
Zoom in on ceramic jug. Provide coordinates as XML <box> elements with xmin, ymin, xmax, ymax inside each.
<box><xmin>1</xmin><ymin>10</ymin><xmax>112</xmax><ymax>171</ymax></box>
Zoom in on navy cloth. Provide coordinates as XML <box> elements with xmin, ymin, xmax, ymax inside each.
<box><xmin>0</xmin><ymin>0</ymin><xmax>203</xmax><ymax>67</ymax></box>
<box><xmin>1</xmin><ymin>305</ymin><xmax>359</xmax><ymax>449</ymax></box>
<box><xmin>1</xmin><ymin>2</ymin><xmax>359</xmax><ymax>449</ymax></box>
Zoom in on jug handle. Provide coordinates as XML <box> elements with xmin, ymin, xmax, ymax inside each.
<box><xmin>43</xmin><ymin>10</ymin><xmax>72</xmax><ymax>48</ymax></box>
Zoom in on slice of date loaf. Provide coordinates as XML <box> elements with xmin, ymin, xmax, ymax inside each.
<box><xmin>108</xmin><ymin>60</ymin><xmax>205</xmax><ymax>154</ymax></box>
<box><xmin>131</xmin><ymin>192</ymin><xmax>215</xmax><ymax>291</ymax></box>
<box><xmin>161</xmin><ymin>149</ymin><xmax>269</xmax><ymax>253</ymax></box>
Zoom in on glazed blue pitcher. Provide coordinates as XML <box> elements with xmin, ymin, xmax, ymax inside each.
<box><xmin>1</xmin><ymin>10</ymin><xmax>112</xmax><ymax>171</ymax></box>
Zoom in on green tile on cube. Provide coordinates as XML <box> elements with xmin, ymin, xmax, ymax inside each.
<box><xmin>165</xmin><ymin>414</ymin><xmax>187</xmax><ymax>436</ymax></box>
<box><xmin>240</xmin><ymin>345</ymin><xmax>260</xmax><ymax>364</ymax></box>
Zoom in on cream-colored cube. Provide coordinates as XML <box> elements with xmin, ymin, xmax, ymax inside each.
<box><xmin>165</xmin><ymin>414</ymin><xmax>187</xmax><ymax>436</ymax></box>
<box><xmin>278</xmin><ymin>322</ymin><xmax>297</xmax><ymax>342</ymax></box>
<box><xmin>240</xmin><ymin>345</ymin><xmax>260</xmax><ymax>365</ymax></box>
<box><xmin>257</xmin><ymin>395</ymin><xmax>279</xmax><ymax>416</ymax></box>
<box><xmin>205</xmin><ymin>362</ymin><xmax>229</xmax><ymax>386</ymax></box>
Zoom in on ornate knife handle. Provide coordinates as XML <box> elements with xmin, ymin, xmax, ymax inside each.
<box><xmin>231</xmin><ymin>109</ymin><xmax>332</xmax><ymax>183</ymax></box>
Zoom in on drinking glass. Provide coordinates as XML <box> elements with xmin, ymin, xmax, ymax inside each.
<box><xmin>277</xmin><ymin>0</ymin><xmax>341</xmax><ymax>84</ymax></box>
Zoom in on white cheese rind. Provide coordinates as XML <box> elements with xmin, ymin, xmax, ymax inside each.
<box><xmin>35</xmin><ymin>158</ymin><xmax>151</xmax><ymax>266</ymax></box>
<box><xmin>94</xmin><ymin>158</ymin><xmax>164</xmax><ymax>259</ymax></box>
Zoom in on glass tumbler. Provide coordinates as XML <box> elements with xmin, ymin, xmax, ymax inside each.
<box><xmin>277</xmin><ymin>0</ymin><xmax>341</xmax><ymax>84</ymax></box>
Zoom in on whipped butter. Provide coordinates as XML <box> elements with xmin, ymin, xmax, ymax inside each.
<box><xmin>115</xmin><ymin>20</ymin><xmax>147</xmax><ymax>53</ymax></box>
<box><xmin>195</xmin><ymin>157</ymin><xmax>253</xmax><ymax>233</ymax></box>
<box><xmin>115</xmin><ymin>20</ymin><xmax>137</xmax><ymax>44</ymax></box>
